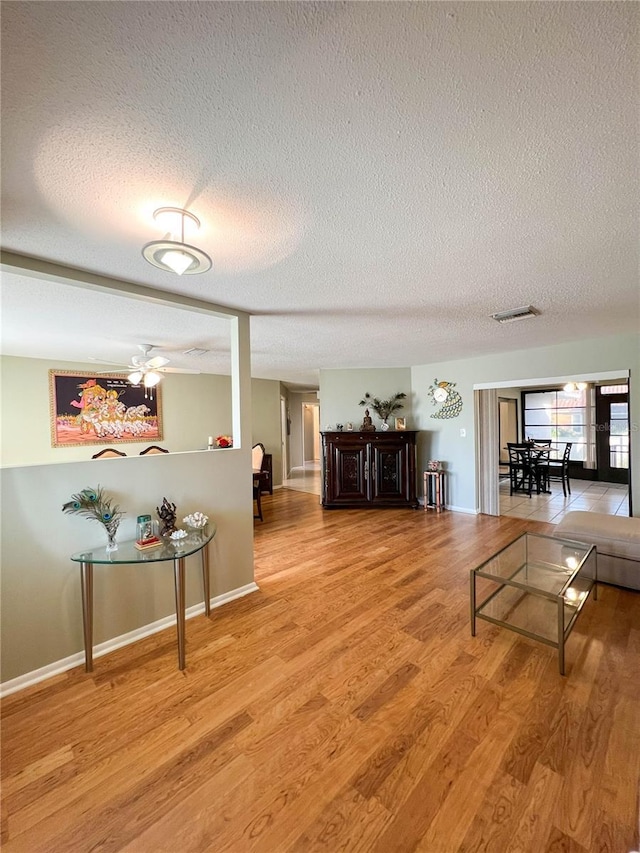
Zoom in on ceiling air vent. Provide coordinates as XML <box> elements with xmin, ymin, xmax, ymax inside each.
<box><xmin>183</xmin><ymin>347</ymin><xmax>209</xmax><ymax>356</ymax></box>
<box><xmin>490</xmin><ymin>305</ymin><xmax>539</xmax><ymax>324</ymax></box>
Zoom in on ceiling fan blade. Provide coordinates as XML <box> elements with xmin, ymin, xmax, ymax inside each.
<box><xmin>157</xmin><ymin>367</ymin><xmax>201</xmax><ymax>374</ymax></box>
<box><xmin>95</xmin><ymin>369</ymin><xmax>131</xmax><ymax>375</ymax></box>
<box><xmin>146</xmin><ymin>356</ymin><xmax>170</xmax><ymax>369</ymax></box>
<box><xmin>88</xmin><ymin>357</ymin><xmax>132</xmax><ymax>367</ymax></box>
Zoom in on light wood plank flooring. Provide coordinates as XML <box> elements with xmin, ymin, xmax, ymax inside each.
<box><xmin>2</xmin><ymin>489</ymin><xmax>639</xmax><ymax>852</ymax></box>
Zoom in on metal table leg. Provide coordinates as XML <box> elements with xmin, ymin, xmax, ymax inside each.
<box><xmin>173</xmin><ymin>556</ymin><xmax>186</xmax><ymax>670</ymax></box>
<box><xmin>202</xmin><ymin>543</ymin><xmax>211</xmax><ymax>617</ymax></box>
<box><xmin>558</xmin><ymin>598</ymin><xmax>565</xmax><ymax>676</ymax></box>
<box><xmin>470</xmin><ymin>569</ymin><xmax>476</xmax><ymax>637</ymax></box>
<box><xmin>80</xmin><ymin>561</ymin><xmax>94</xmax><ymax>672</ymax></box>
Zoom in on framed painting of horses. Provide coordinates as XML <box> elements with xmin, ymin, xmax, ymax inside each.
<box><xmin>49</xmin><ymin>371</ymin><xmax>163</xmax><ymax>448</ymax></box>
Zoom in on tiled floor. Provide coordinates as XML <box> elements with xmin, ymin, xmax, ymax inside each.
<box><xmin>282</xmin><ymin>461</ymin><xmax>322</xmax><ymax>496</ymax></box>
<box><xmin>500</xmin><ymin>477</ymin><xmax>629</xmax><ymax>524</ymax></box>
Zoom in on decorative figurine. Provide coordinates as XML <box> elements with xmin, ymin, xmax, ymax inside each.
<box><xmin>358</xmin><ymin>392</ymin><xmax>406</xmax><ymax>427</ymax></box>
<box><xmin>360</xmin><ymin>408</ymin><xmax>376</xmax><ymax>431</ymax></box>
<box><xmin>157</xmin><ymin>497</ymin><xmax>177</xmax><ymax>537</ymax></box>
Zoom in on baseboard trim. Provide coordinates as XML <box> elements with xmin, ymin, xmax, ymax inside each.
<box><xmin>0</xmin><ymin>582</ymin><xmax>259</xmax><ymax>698</ymax></box>
<box><xmin>417</xmin><ymin>497</ymin><xmax>478</xmax><ymax>515</ymax></box>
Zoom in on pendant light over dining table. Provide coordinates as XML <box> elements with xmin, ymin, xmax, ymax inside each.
<box><xmin>142</xmin><ymin>207</ymin><xmax>212</xmax><ymax>275</ymax></box>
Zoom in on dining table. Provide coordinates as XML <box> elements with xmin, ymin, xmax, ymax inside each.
<box><xmin>507</xmin><ymin>443</ymin><xmax>552</xmax><ymax>495</ymax></box>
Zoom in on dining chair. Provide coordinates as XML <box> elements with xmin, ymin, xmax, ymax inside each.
<box><xmin>91</xmin><ymin>448</ymin><xmax>126</xmax><ymax>459</ymax></box>
<box><xmin>547</xmin><ymin>442</ymin><xmax>572</xmax><ymax>496</ymax></box>
<box><xmin>531</xmin><ymin>446</ymin><xmax>551</xmax><ymax>494</ymax></box>
<box><xmin>252</xmin><ymin>443</ymin><xmax>266</xmax><ymax>520</ymax></box>
<box><xmin>253</xmin><ymin>475</ymin><xmax>264</xmax><ymax>521</ymax></box>
<box><xmin>507</xmin><ymin>443</ymin><xmax>534</xmax><ymax>497</ymax></box>
<box><xmin>139</xmin><ymin>445</ymin><xmax>169</xmax><ymax>455</ymax></box>
<box><xmin>251</xmin><ymin>442</ymin><xmax>265</xmax><ymax>471</ymax></box>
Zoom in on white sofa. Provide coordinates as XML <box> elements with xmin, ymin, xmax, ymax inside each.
<box><xmin>554</xmin><ymin>511</ymin><xmax>640</xmax><ymax>591</ymax></box>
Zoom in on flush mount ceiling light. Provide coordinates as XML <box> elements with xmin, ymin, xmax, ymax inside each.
<box><xmin>490</xmin><ymin>305</ymin><xmax>540</xmax><ymax>324</ymax></box>
<box><xmin>142</xmin><ymin>207</ymin><xmax>212</xmax><ymax>275</ymax></box>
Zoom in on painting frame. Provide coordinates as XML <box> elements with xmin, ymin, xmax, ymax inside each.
<box><xmin>49</xmin><ymin>370</ymin><xmax>163</xmax><ymax>448</ymax></box>
<box><xmin>395</xmin><ymin>416</ymin><xmax>406</xmax><ymax>431</ymax></box>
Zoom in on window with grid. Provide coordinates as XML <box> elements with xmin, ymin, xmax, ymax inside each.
<box><xmin>600</xmin><ymin>385</ymin><xmax>629</xmax><ymax>470</ymax></box>
<box><xmin>522</xmin><ymin>389</ymin><xmax>587</xmax><ymax>462</ymax></box>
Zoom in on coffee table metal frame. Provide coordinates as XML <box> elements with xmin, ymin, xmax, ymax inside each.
<box><xmin>470</xmin><ymin>532</ymin><xmax>597</xmax><ymax>675</ymax></box>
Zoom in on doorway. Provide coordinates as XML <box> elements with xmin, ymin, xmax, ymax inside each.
<box><xmin>498</xmin><ymin>398</ymin><xmax>518</xmax><ymax>466</ymax></box>
<box><xmin>475</xmin><ymin>371</ymin><xmax>632</xmax><ymax>521</ymax></box>
<box><xmin>280</xmin><ymin>397</ymin><xmax>289</xmax><ymax>481</ymax></box>
<box><xmin>595</xmin><ymin>384</ymin><xmax>629</xmax><ymax>485</ymax></box>
<box><xmin>302</xmin><ymin>403</ymin><xmax>320</xmax><ymax>463</ymax></box>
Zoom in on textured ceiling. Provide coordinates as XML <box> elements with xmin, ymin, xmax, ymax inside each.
<box><xmin>1</xmin><ymin>2</ymin><xmax>638</xmax><ymax>386</ymax></box>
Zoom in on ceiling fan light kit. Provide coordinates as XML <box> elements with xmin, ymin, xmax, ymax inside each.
<box><xmin>142</xmin><ymin>207</ymin><xmax>212</xmax><ymax>275</ymax></box>
<box><xmin>143</xmin><ymin>371</ymin><xmax>162</xmax><ymax>388</ymax></box>
<box><xmin>91</xmin><ymin>345</ymin><xmax>201</xmax><ymax>395</ymax></box>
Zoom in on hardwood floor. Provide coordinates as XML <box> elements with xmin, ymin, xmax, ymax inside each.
<box><xmin>2</xmin><ymin>489</ymin><xmax>639</xmax><ymax>852</ymax></box>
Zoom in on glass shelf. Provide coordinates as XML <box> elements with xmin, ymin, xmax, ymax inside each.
<box><xmin>70</xmin><ymin>526</ymin><xmax>216</xmax><ymax>565</ymax></box>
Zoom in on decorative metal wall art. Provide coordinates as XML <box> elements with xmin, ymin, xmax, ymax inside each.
<box><xmin>428</xmin><ymin>379</ymin><xmax>463</xmax><ymax>419</ymax></box>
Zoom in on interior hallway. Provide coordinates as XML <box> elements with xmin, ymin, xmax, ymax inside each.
<box><xmin>282</xmin><ymin>462</ymin><xmax>321</xmax><ymax>496</ymax></box>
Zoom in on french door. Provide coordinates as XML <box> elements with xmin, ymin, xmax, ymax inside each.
<box><xmin>595</xmin><ymin>386</ymin><xmax>629</xmax><ymax>484</ymax></box>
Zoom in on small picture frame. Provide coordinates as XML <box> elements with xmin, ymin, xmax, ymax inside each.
<box><xmin>345</xmin><ymin>422</ymin><xmax>353</xmax><ymax>431</ymax></box>
<box><xmin>395</xmin><ymin>417</ymin><xmax>406</xmax><ymax>431</ymax></box>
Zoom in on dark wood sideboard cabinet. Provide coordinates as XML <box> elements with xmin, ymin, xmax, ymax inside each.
<box><xmin>321</xmin><ymin>431</ymin><xmax>419</xmax><ymax>509</ymax></box>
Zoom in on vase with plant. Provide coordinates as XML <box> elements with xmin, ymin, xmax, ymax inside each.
<box><xmin>62</xmin><ymin>486</ymin><xmax>125</xmax><ymax>552</ymax></box>
<box><xmin>358</xmin><ymin>392</ymin><xmax>406</xmax><ymax>426</ymax></box>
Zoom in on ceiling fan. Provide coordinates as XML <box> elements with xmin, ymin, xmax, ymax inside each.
<box><xmin>89</xmin><ymin>345</ymin><xmax>201</xmax><ymax>387</ymax></box>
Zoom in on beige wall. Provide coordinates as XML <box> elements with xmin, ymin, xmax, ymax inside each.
<box><xmin>1</xmin><ymin>449</ymin><xmax>254</xmax><ymax>682</ymax></box>
<box><xmin>251</xmin><ymin>378</ymin><xmax>283</xmax><ymax>487</ymax></box>
<box><xmin>411</xmin><ymin>333</ymin><xmax>640</xmax><ymax>512</ymax></box>
<box><xmin>289</xmin><ymin>391</ymin><xmax>320</xmax><ymax>468</ymax></box>
<box><xmin>1</xmin><ymin>356</ymin><xmax>283</xmax><ymax>484</ymax></box>
<box><xmin>318</xmin><ymin>367</ymin><xmax>413</xmax><ymax>430</ymax></box>
<box><xmin>1</xmin><ymin>325</ymin><xmax>261</xmax><ymax>685</ymax></box>
<box><xmin>0</xmin><ymin>355</ymin><xmax>234</xmax><ymax>465</ymax></box>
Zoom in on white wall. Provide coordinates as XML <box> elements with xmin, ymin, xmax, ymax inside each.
<box><xmin>411</xmin><ymin>333</ymin><xmax>640</xmax><ymax>513</ymax></box>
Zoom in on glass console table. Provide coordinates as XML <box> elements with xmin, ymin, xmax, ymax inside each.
<box><xmin>470</xmin><ymin>532</ymin><xmax>597</xmax><ymax>675</ymax></box>
<box><xmin>70</xmin><ymin>526</ymin><xmax>216</xmax><ymax>672</ymax></box>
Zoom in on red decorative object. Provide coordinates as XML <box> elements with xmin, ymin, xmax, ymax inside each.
<box><xmin>215</xmin><ymin>435</ymin><xmax>233</xmax><ymax>448</ymax></box>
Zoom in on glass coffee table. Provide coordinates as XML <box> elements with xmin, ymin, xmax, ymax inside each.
<box><xmin>470</xmin><ymin>532</ymin><xmax>597</xmax><ymax>674</ymax></box>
